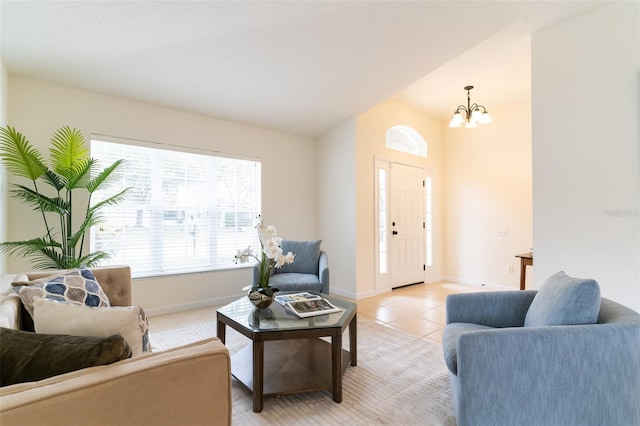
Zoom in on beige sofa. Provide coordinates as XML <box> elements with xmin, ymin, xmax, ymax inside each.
<box><xmin>0</xmin><ymin>266</ymin><xmax>232</xmax><ymax>425</ymax></box>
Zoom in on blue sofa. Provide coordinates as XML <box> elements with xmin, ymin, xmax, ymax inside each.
<box><xmin>252</xmin><ymin>240</ymin><xmax>330</xmax><ymax>294</ymax></box>
<box><xmin>443</xmin><ymin>272</ymin><xmax>640</xmax><ymax>426</ymax></box>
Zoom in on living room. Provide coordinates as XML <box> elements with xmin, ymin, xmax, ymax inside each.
<box><xmin>1</xmin><ymin>1</ymin><xmax>638</xmax><ymax>313</ymax></box>
<box><xmin>1</xmin><ymin>1</ymin><xmax>639</xmax><ymax>424</ymax></box>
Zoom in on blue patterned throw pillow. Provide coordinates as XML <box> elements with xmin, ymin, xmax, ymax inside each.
<box><xmin>12</xmin><ymin>268</ymin><xmax>111</xmax><ymax>318</ymax></box>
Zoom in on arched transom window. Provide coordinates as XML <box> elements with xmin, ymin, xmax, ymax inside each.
<box><xmin>385</xmin><ymin>125</ymin><xmax>427</xmax><ymax>158</ymax></box>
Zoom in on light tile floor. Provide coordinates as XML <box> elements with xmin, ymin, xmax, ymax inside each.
<box><xmin>148</xmin><ymin>281</ymin><xmax>492</xmax><ymax>348</ymax></box>
<box><xmin>356</xmin><ymin>281</ymin><xmax>491</xmax><ymax>346</ymax></box>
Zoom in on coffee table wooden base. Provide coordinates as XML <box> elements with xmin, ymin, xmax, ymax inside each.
<box><xmin>216</xmin><ymin>295</ymin><xmax>357</xmax><ymax>413</ymax></box>
<box><xmin>232</xmin><ymin>338</ymin><xmax>351</xmax><ymax>411</ymax></box>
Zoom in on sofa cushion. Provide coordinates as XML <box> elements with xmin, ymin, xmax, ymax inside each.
<box><xmin>524</xmin><ymin>271</ymin><xmax>601</xmax><ymax>327</ymax></box>
<box><xmin>269</xmin><ymin>273</ymin><xmax>323</xmax><ymax>293</ymax></box>
<box><xmin>12</xmin><ymin>268</ymin><xmax>110</xmax><ymax>319</ymax></box>
<box><xmin>275</xmin><ymin>240</ymin><xmax>321</xmax><ymax>275</ymax></box>
<box><xmin>442</xmin><ymin>322</ymin><xmax>494</xmax><ymax>375</ymax></box>
<box><xmin>33</xmin><ymin>299</ymin><xmax>150</xmax><ymax>357</ymax></box>
<box><xmin>0</xmin><ymin>327</ymin><xmax>131</xmax><ymax>387</ymax></box>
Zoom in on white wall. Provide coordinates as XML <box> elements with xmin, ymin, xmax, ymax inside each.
<box><xmin>443</xmin><ymin>102</ymin><xmax>533</xmax><ymax>289</ymax></box>
<box><xmin>532</xmin><ymin>1</ymin><xmax>640</xmax><ymax>310</ymax></box>
<box><xmin>316</xmin><ymin>118</ymin><xmax>357</xmax><ymax>298</ymax></box>
<box><xmin>6</xmin><ymin>77</ymin><xmax>317</xmax><ymax>314</ymax></box>
<box><xmin>0</xmin><ymin>59</ymin><xmax>8</xmax><ymax>275</ymax></box>
<box><xmin>354</xmin><ymin>100</ymin><xmax>443</xmax><ymax>298</ymax></box>
<box><xmin>317</xmin><ymin>100</ymin><xmax>444</xmax><ymax>300</ymax></box>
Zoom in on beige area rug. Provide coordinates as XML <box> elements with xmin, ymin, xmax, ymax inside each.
<box><xmin>151</xmin><ymin>316</ymin><xmax>456</xmax><ymax>426</ymax></box>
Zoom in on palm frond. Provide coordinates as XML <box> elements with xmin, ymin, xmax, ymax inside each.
<box><xmin>30</xmin><ymin>247</ymin><xmax>67</xmax><ymax>270</ymax></box>
<box><xmin>86</xmin><ymin>159</ymin><xmax>125</xmax><ymax>193</ymax></box>
<box><xmin>10</xmin><ymin>185</ymin><xmax>70</xmax><ymax>215</ymax></box>
<box><xmin>72</xmin><ymin>251</ymin><xmax>110</xmax><ymax>268</ymax></box>
<box><xmin>41</xmin><ymin>170</ymin><xmax>66</xmax><ymax>192</ymax></box>
<box><xmin>68</xmin><ymin>213</ymin><xmax>102</xmax><ymax>248</ymax></box>
<box><xmin>65</xmin><ymin>156</ymin><xmax>94</xmax><ymax>190</ymax></box>
<box><xmin>49</xmin><ymin>126</ymin><xmax>89</xmax><ymax>183</ymax></box>
<box><xmin>0</xmin><ymin>238</ymin><xmax>62</xmax><ymax>258</ymax></box>
<box><xmin>88</xmin><ymin>188</ymin><xmax>131</xmax><ymax>215</ymax></box>
<box><xmin>0</xmin><ymin>126</ymin><xmax>48</xmax><ymax>181</ymax></box>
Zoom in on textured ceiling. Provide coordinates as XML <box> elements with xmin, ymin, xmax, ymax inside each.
<box><xmin>0</xmin><ymin>1</ymin><xmax>607</xmax><ymax>138</ymax></box>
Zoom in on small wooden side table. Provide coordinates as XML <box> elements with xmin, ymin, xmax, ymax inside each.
<box><xmin>515</xmin><ymin>253</ymin><xmax>533</xmax><ymax>290</ymax></box>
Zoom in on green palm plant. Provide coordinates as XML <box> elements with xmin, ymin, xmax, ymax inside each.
<box><xmin>0</xmin><ymin>125</ymin><xmax>130</xmax><ymax>269</ymax></box>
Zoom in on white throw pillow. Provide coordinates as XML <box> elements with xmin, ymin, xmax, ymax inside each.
<box><xmin>1</xmin><ymin>274</ymin><xmax>28</xmax><ymax>300</ymax></box>
<box><xmin>33</xmin><ymin>299</ymin><xmax>150</xmax><ymax>357</ymax></box>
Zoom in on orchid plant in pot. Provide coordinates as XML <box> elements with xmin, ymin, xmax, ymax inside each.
<box><xmin>234</xmin><ymin>216</ymin><xmax>295</xmax><ymax>308</ymax></box>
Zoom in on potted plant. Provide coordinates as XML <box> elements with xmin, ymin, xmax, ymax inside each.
<box><xmin>234</xmin><ymin>216</ymin><xmax>295</xmax><ymax>308</ymax></box>
<box><xmin>0</xmin><ymin>125</ymin><xmax>129</xmax><ymax>269</ymax></box>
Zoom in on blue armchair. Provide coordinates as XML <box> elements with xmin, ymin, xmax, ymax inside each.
<box><xmin>443</xmin><ymin>272</ymin><xmax>640</xmax><ymax>426</ymax></box>
<box><xmin>252</xmin><ymin>240</ymin><xmax>330</xmax><ymax>294</ymax></box>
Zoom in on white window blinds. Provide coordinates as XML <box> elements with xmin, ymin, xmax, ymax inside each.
<box><xmin>90</xmin><ymin>136</ymin><xmax>261</xmax><ymax>278</ymax></box>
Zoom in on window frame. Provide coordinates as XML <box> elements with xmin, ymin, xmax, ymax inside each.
<box><xmin>385</xmin><ymin>125</ymin><xmax>428</xmax><ymax>158</ymax></box>
<box><xmin>89</xmin><ymin>134</ymin><xmax>261</xmax><ymax>279</ymax></box>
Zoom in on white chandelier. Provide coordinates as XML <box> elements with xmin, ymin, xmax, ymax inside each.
<box><xmin>448</xmin><ymin>85</ymin><xmax>492</xmax><ymax>128</ymax></box>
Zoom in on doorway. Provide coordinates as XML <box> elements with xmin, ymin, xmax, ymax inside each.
<box><xmin>375</xmin><ymin>159</ymin><xmax>434</xmax><ymax>292</ymax></box>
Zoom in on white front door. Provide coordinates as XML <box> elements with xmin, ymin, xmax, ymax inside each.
<box><xmin>390</xmin><ymin>163</ymin><xmax>425</xmax><ymax>288</ymax></box>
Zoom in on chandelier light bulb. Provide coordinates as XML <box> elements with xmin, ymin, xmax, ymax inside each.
<box><xmin>449</xmin><ymin>111</ymin><xmax>464</xmax><ymax>127</ymax></box>
<box><xmin>479</xmin><ymin>112</ymin><xmax>492</xmax><ymax>124</ymax></box>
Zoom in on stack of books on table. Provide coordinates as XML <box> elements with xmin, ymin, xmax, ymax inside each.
<box><xmin>275</xmin><ymin>292</ymin><xmax>343</xmax><ymax>318</ymax></box>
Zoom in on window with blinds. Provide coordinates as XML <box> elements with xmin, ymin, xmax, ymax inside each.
<box><xmin>90</xmin><ymin>136</ymin><xmax>261</xmax><ymax>278</ymax></box>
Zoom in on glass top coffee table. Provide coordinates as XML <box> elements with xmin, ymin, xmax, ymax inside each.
<box><xmin>216</xmin><ymin>293</ymin><xmax>357</xmax><ymax>412</ymax></box>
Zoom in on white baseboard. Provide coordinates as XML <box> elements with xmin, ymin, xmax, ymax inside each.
<box><xmin>330</xmin><ymin>287</ymin><xmax>358</xmax><ymax>300</ymax></box>
<box><xmin>440</xmin><ymin>276</ymin><xmax>515</xmax><ymax>291</ymax></box>
<box><xmin>145</xmin><ymin>294</ymin><xmax>242</xmax><ymax>317</ymax></box>
<box><xmin>355</xmin><ymin>289</ymin><xmax>380</xmax><ymax>300</ymax></box>
<box><xmin>331</xmin><ymin>287</ymin><xmax>387</xmax><ymax>301</ymax></box>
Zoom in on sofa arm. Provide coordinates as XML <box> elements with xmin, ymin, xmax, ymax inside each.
<box><xmin>446</xmin><ymin>290</ymin><xmax>537</xmax><ymax>328</ymax></box>
<box><xmin>0</xmin><ymin>338</ymin><xmax>232</xmax><ymax>426</ymax></box>
<box><xmin>0</xmin><ymin>295</ymin><xmax>21</xmax><ymax>330</ymax></box>
<box><xmin>319</xmin><ymin>251</ymin><xmax>330</xmax><ymax>294</ymax></box>
<box><xmin>454</xmin><ymin>324</ymin><xmax>640</xmax><ymax>426</ymax></box>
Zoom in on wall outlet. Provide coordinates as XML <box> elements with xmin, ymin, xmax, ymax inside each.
<box><xmin>508</xmin><ymin>265</ymin><xmax>514</xmax><ymax>274</ymax></box>
<box><xmin>497</xmin><ymin>228</ymin><xmax>509</xmax><ymax>237</ymax></box>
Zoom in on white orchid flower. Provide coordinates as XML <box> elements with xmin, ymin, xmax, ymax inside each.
<box><xmin>235</xmin><ymin>216</ymin><xmax>296</xmax><ymax>288</ymax></box>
